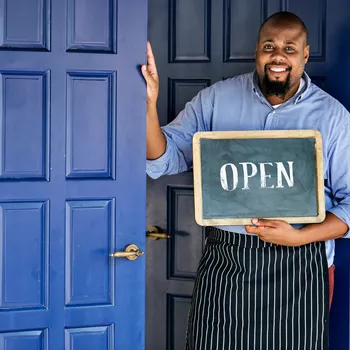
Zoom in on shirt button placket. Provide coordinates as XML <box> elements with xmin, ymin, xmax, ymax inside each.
<box><xmin>264</xmin><ymin>110</ymin><xmax>276</xmax><ymax>130</ymax></box>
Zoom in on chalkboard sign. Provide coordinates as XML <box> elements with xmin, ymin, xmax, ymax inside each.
<box><xmin>192</xmin><ymin>130</ymin><xmax>325</xmax><ymax>226</ymax></box>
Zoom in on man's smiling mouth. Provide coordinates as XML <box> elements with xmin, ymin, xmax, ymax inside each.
<box><xmin>269</xmin><ymin>67</ymin><xmax>288</xmax><ymax>72</ymax></box>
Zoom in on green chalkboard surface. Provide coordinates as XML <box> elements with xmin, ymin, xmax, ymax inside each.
<box><xmin>192</xmin><ymin>130</ymin><xmax>325</xmax><ymax>226</ymax></box>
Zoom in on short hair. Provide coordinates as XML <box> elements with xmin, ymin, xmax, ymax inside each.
<box><xmin>258</xmin><ymin>11</ymin><xmax>308</xmax><ymax>42</ymax></box>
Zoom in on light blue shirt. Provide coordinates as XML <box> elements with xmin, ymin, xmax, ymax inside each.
<box><xmin>147</xmin><ymin>71</ymin><xmax>350</xmax><ymax>267</ymax></box>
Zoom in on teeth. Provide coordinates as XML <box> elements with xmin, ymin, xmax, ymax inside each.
<box><xmin>270</xmin><ymin>68</ymin><xmax>286</xmax><ymax>72</ymax></box>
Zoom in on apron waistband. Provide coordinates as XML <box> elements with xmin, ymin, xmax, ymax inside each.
<box><xmin>207</xmin><ymin>226</ymin><xmax>277</xmax><ymax>249</ymax></box>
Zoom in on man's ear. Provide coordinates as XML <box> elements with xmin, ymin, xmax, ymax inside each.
<box><xmin>304</xmin><ymin>45</ymin><xmax>310</xmax><ymax>64</ymax></box>
<box><xmin>255</xmin><ymin>41</ymin><xmax>259</xmax><ymax>59</ymax></box>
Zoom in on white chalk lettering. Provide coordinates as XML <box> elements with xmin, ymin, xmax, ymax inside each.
<box><xmin>220</xmin><ymin>163</ymin><xmax>238</xmax><ymax>191</ymax></box>
<box><xmin>219</xmin><ymin>161</ymin><xmax>295</xmax><ymax>191</ymax></box>
<box><xmin>276</xmin><ymin>161</ymin><xmax>294</xmax><ymax>188</ymax></box>
<box><xmin>259</xmin><ymin>162</ymin><xmax>274</xmax><ymax>188</ymax></box>
<box><xmin>239</xmin><ymin>162</ymin><xmax>258</xmax><ymax>190</ymax></box>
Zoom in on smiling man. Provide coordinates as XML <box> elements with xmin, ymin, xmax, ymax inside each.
<box><xmin>256</xmin><ymin>13</ymin><xmax>309</xmax><ymax>105</ymax></box>
<box><xmin>143</xmin><ymin>11</ymin><xmax>350</xmax><ymax>350</ymax></box>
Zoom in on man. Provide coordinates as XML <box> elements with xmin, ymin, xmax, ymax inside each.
<box><xmin>142</xmin><ymin>12</ymin><xmax>350</xmax><ymax>350</ymax></box>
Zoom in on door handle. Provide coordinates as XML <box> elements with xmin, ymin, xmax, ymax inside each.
<box><xmin>110</xmin><ymin>244</ymin><xmax>144</xmax><ymax>260</ymax></box>
<box><xmin>147</xmin><ymin>226</ymin><xmax>172</xmax><ymax>240</ymax></box>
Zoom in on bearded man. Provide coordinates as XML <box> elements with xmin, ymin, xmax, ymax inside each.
<box><xmin>142</xmin><ymin>11</ymin><xmax>350</xmax><ymax>350</ymax></box>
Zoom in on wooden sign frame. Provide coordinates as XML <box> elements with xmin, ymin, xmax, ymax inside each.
<box><xmin>192</xmin><ymin>130</ymin><xmax>325</xmax><ymax>226</ymax></box>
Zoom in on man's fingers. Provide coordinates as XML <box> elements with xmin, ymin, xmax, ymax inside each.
<box><xmin>146</xmin><ymin>42</ymin><xmax>158</xmax><ymax>78</ymax></box>
<box><xmin>147</xmin><ymin>41</ymin><xmax>157</xmax><ymax>66</ymax></box>
<box><xmin>251</xmin><ymin>218</ymin><xmax>277</xmax><ymax>228</ymax></box>
<box><xmin>245</xmin><ymin>225</ymin><xmax>264</xmax><ymax>234</ymax></box>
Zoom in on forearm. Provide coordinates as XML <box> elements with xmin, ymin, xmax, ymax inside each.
<box><xmin>301</xmin><ymin>212</ymin><xmax>348</xmax><ymax>243</ymax></box>
<box><xmin>146</xmin><ymin>104</ymin><xmax>166</xmax><ymax>160</ymax></box>
<box><xmin>246</xmin><ymin>212</ymin><xmax>348</xmax><ymax>247</ymax></box>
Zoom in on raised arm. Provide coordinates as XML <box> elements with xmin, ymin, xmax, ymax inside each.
<box><xmin>141</xmin><ymin>41</ymin><xmax>166</xmax><ymax>160</ymax></box>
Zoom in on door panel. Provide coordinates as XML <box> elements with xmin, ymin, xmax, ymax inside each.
<box><xmin>146</xmin><ymin>0</ymin><xmax>350</xmax><ymax>349</ymax></box>
<box><xmin>147</xmin><ymin>173</ymin><xmax>202</xmax><ymax>350</ymax></box>
<box><xmin>0</xmin><ymin>0</ymin><xmax>147</xmax><ymax>349</ymax></box>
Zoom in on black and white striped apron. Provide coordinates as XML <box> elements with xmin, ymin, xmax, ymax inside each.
<box><xmin>185</xmin><ymin>227</ymin><xmax>329</xmax><ymax>350</ymax></box>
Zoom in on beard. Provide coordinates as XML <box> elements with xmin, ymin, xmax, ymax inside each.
<box><xmin>260</xmin><ymin>65</ymin><xmax>291</xmax><ymax>99</ymax></box>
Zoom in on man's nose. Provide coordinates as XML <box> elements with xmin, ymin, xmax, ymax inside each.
<box><xmin>270</xmin><ymin>48</ymin><xmax>287</xmax><ymax>62</ymax></box>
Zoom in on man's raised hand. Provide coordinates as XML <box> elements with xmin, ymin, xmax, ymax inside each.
<box><xmin>141</xmin><ymin>41</ymin><xmax>159</xmax><ymax>106</ymax></box>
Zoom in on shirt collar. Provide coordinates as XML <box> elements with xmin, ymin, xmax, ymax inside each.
<box><xmin>250</xmin><ymin>70</ymin><xmax>311</xmax><ymax>106</ymax></box>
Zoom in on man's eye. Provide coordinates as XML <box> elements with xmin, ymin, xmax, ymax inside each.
<box><xmin>285</xmin><ymin>47</ymin><xmax>295</xmax><ymax>52</ymax></box>
<box><xmin>264</xmin><ymin>45</ymin><xmax>273</xmax><ymax>50</ymax></box>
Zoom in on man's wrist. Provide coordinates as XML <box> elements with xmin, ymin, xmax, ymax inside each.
<box><xmin>295</xmin><ymin>228</ymin><xmax>312</xmax><ymax>246</ymax></box>
<box><xmin>147</xmin><ymin>101</ymin><xmax>158</xmax><ymax>113</ymax></box>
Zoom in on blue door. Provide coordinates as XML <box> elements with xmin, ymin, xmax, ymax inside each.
<box><xmin>0</xmin><ymin>1</ymin><xmax>147</xmax><ymax>349</ymax></box>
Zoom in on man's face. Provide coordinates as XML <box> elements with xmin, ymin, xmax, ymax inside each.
<box><xmin>255</xmin><ymin>22</ymin><xmax>309</xmax><ymax>98</ymax></box>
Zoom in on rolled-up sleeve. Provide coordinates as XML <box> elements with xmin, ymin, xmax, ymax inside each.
<box><xmin>146</xmin><ymin>133</ymin><xmax>185</xmax><ymax>179</ymax></box>
<box><xmin>146</xmin><ymin>86</ymin><xmax>214</xmax><ymax>179</ymax></box>
<box><xmin>326</xmin><ymin>111</ymin><xmax>350</xmax><ymax>237</ymax></box>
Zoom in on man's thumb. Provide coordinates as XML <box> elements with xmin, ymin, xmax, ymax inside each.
<box><xmin>141</xmin><ymin>65</ymin><xmax>152</xmax><ymax>83</ymax></box>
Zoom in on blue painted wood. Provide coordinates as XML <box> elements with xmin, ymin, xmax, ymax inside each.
<box><xmin>0</xmin><ymin>0</ymin><xmax>50</xmax><ymax>50</ymax></box>
<box><xmin>65</xmin><ymin>326</ymin><xmax>113</xmax><ymax>350</ymax></box>
<box><xmin>0</xmin><ymin>0</ymin><xmax>147</xmax><ymax>349</ymax></box>
<box><xmin>0</xmin><ymin>330</ymin><xmax>47</xmax><ymax>350</ymax></box>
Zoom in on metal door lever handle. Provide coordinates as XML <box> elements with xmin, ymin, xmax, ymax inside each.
<box><xmin>147</xmin><ymin>226</ymin><xmax>172</xmax><ymax>240</ymax></box>
<box><xmin>110</xmin><ymin>244</ymin><xmax>144</xmax><ymax>260</ymax></box>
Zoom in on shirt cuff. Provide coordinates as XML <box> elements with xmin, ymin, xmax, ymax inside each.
<box><xmin>146</xmin><ymin>136</ymin><xmax>172</xmax><ymax>179</ymax></box>
<box><xmin>328</xmin><ymin>206</ymin><xmax>350</xmax><ymax>238</ymax></box>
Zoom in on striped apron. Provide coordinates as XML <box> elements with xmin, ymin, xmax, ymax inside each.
<box><xmin>185</xmin><ymin>227</ymin><xmax>329</xmax><ymax>350</ymax></box>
